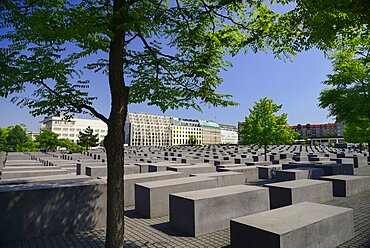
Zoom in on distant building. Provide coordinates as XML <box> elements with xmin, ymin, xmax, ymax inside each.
<box><xmin>289</xmin><ymin>122</ymin><xmax>345</xmax><ymax>138</ymax></box>
<box><xmin>219</xmin><ymin>124</ymin><xmax>238</xmax><ymax>144</ymax></box>
<box><xmin>125</xmin><ymin>113</ymin><xmax>171</xmax><ymax>146</ymax></box>
<box><xmin>26</xmin><ymin>131</ymin><xmax>40</xmax><ymax>140</ymax></box>
<box><xmin>40</xmin><ymin>116</ymin><xmax>107</xmax><ymax>142</ymax></box>
<box><xmin>199</xmin><ymin>120</ymin><xmax>221</xmax><ymax>145</ymax></box>
<box><xmin>171</xmin><ymin>118</ymin><xmax>202</xmax><ymax>145</ymax></box>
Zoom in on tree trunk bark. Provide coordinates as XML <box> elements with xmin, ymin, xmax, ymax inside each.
<box><xmin>105</xmin><ymin>0</ymin><xmax>127</xmax><ymax>247</ymax></box>
<box><xmin>264</xmin><ymin>144</ymin><xmax>267</xmax><ymax>161</ymax></box>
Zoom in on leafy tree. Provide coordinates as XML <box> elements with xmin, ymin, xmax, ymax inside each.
<box><xmin>327</xmin><ymin>141</ymin><xmax>334</xmax><ymax>148</ymax></box>
<box><xmin>35</xmin><ymin>129</ymin><xmax>60</xmax><ymax>151</ymax></box>
<box><xmin>319</xmin><ymin>33</ymin><xmax>370</xmax><ymax>154</ymax></box>
<box><xmin>313</xmin><ymin>140</ymin><xmax>320</xmax><ymax>147</ymax></box>
<box><xmin>59</xmin><ymin>138</ymin><xmax>84</xmax><ymax>153</ymax></box>
<box><xmin>286</xmin><ymin>0</ymin><xmax>369</xmax><ymax>50</ymax></box>
<box><xmin>323</xmin><ymin>132</ymin><xmax>337</xmax><ymax>138</ymax></box>
<box><xmin>343</xmin><ymin>122</ymin><xmax>370</xmax><ymax>153</ymax></box>
<box><xmin>188</xmin><ymin>135</ymin><xmax>198</xmax><ymax>146</ymax></box>
<box><xmin>0</xmin><ymin>1</ymin><xmax>302</xmax><ymax>246</ymax></box>
<box><xmin>78</xmin><ymin>126</ymin><xmax>99</xmax><ymax>151</ymax></box>
<box><xmin>239</xmin><ymin>98</ymin><xmax>298</xmax><ymax>161</ymax></box>
<box><xmin>0</xmin><ymin>127</ymin><xmax>8</xmax><ymax>151</ymax></box>
<box><xmin>6</xmin><ymin>125</ymin><xmax>28</xmax><ymax>152</ymax></box>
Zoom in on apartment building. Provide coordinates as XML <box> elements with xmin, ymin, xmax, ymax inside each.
<box><xmin>289</xmin><ymin>122</ymin><xmax>344</xmax><ymax>138</ymax></box>
<box><xmin>219</xmin><ymin>124</ymin><xmax>238</xmax><ymax>144</ymax></box>
<box><xmin>171</xmin><ymin>118</ymin><xmax>202</xmax><ymax>145</ymax></box>
<box><xmin>40</xmin><ymin>116</ymin><xmax>108</xmax><ymax>142</ymax></box>
<box><xmin>125</xmin><ymin>113</ymin><xmax>171</xmax><ymax>146</ymax></box>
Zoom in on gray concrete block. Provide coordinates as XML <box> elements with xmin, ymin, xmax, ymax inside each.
<box><xmin>167</xmin><ymin>165</ymin><xmax>216</xmax><ymax>176</ymax></box>
<box><xmin>231</xmin><ymin>202</ymin><xmax>354</xmax><ymax>248</ymax></box>
<box><xmin>257</xmin><ymin>165</ymin><xmax>282</xmax><ymax>179</ymax></box>
<box><xmin>170</xmin><ymin>185</ymin><xmax>269</xmax><ymax>236</ymax></box>
<box><xmin>190</xmin><ymin>172</ymin><xmax>245</xmax><ymax>187</ymax></box>
<box><xmin>218</xmin><ymin>166</ymin><xmax>258</xmax><ymax>183</ymax></box>
<box><xmin>0</xmin><ymin>175</ymin><xmax>92</xmax><ymax>185</ymax></box>
<box><xmin>124</xmin><ymin>171</ymin><xmax>186</xmax><ymax>207</ymax></box>
<box><xmin>321</xmin><ymin>175</ymin><xmax>370</xmax><ymax>197</ymax></box>
<box><xmin>135</xmin><ymin>177</ymin><xmax>218</xmax><ymax>218</ymax></box>
<box><xmin>1</xmin><ymin>169</ymin><xmax>69</xmax><ymax>180</ymax></box>
<box><xmin>0</xmin><ymin>180</ymin><xmax>107</xmax><ymax>242</ymax></box>
<box><xmin>264</xmin><ymin>179</ymin><xmax>333</xmax><ymax>209</ymax></box>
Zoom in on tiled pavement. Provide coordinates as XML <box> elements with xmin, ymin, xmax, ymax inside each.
<box><xmin>2</xmin><ymin>168</ymin><xmax>370</xmax><ymax>248</ymax></box>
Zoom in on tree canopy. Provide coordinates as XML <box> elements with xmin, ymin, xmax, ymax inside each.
<box><xmin>239</xmin><ymin>97</ymin><xmax>298</xmax><ymax>160</ymax></box>
<box><xmin>0</xmin><ymin>124</ymin><xmax>37</xmax><ymax>152</ymax></box>
<box><xmin>35</xmin><ymin>129</ymin><xmax>60</xmax><ymax>151</ymax></box>
<box><xmin>0</xmin><ymin>1</ymin><xmax>304</xmax><ymax>246</ymax></box>
<box><xmin>78</xmin><ymin>126</ymin><xmax>99</xmax><ymax>150</ymax></box>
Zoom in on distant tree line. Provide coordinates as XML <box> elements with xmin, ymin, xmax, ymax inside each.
<box><xmin>0</xmin><ymin>125</ymin><xmax>100</xmax><ymax>153</ymax></box>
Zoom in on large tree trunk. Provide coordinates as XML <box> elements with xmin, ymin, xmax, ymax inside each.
<box><xmin>264</xmin><ymin>144</ymin><xmax>267</xmax><ymax>161</ymax></box>
<box><xmin>105</xmin><ymin>0</ymin><xmax>127</xmax><ymax>247</ymax></box>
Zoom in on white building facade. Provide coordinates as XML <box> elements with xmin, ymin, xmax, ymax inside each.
<box><xmin>125</xmin><ymin>113</ymin><xmax>171</xmax><ymax>146</ymax></box>
<box><xmin>219</xmin><ymin>124</ymin><xmax>238</xmax><ymax>144</ymax></box>
<box><xmin>40</xmin><ymin>116</ymin><xmax>108</xmax><ymax>142</ymax></box>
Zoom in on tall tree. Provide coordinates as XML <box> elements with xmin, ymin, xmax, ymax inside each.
<box><xmin>59</xmin><ymin>138</ymin><xmax>84</xmax><ymax>153</ymax></box>
<box><xmin>239</xmin><ymin>97</ymin><xmax>298</xmax><ymax>161</ymax></box>
<box><xmin>78</xmin><ymin>126</ymin><xmax>99</xmax><ymax>150</ymax></box>
<box><xmin>0</xmin><ymin>1</ymin><xmax>300</xmax><ymax>246</ymax></box>
<box><xmin>319</xmin><ymin>34</ymin><xmax>370</xmax><ymax>153</ymax></box>
<box><xmin>35</xmin><ymin>129</ymin><xmax>60</xmax><ymax>151</ymax></box>
<box><xmin>6</xmin><ymin>124</ymin><xmax>28</xmax><ymax>152</ymax></box>
<box><xmin>343</xmin><ymin>122</ymin><xmax>370</xmax><ymax>153</ymax></box>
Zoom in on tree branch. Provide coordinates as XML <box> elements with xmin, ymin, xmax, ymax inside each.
<box><xmin>37</xmin><ymin>80</ymin><xmax>108</xmax><ymax>124</ymax></box>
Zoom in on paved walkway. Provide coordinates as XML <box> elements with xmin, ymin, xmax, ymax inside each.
<box><xmin>2</xmin><ymin>167</ymin><xmax>370</xmax><ymax>248</ymax></box>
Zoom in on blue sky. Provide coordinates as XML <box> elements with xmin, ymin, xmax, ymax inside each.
<box><xmin>0</xmin><ymin>46</ymin><xmax>334</xmax><ymax>131</ymax></box>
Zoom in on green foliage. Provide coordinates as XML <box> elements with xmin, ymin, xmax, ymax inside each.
<box><xmin>313</xmin><ymin>141</ymin><xmax>320</xmax><ymax>147</ymax></box>
<box><xmin>323</xmin><ymin>132</ymin><xmax>337</xmax><ymax>138</ymax></box>
<box><xmin>6</xmin><ymin>124</ymin><xmax>27</xmax><ymax>151</ymax></box>
<box><xmin>188</xmin><ymin>135</ymin><xmax>198</xmax><ymax>146</ymax></box>
<box><xmin>285</xmin><ymin>0</ymin><xmax>370</xmax><ymax>50</ymax></box>
<box><xmin>0</xmin><ymin>0</ymin><xmax>305</xmax><ymax>119</ymax></box>
<box><xmin>239</xmin><ymin>98</ymin><xmax>298</xmax><ymax>159</ymax></box>
<box><xmin>328</xmin><ymin>141</ymin><xmax>334</xmax><ymax>148</ymax></box>
<box><xmin>319</xmin><ymin>33</ymin><xmax>370</xmax><ymax>124</ymax></box>
<box><xmin>0</xmin><ymin>124</ymin><xmax>37</xmax><ymax>152</ymax></box>
<box><xmin>343</xmin><ymin>122</ymin><xmax>370</xmax><ymax>145</ymax></box>
<box><xmin>59</xmin><ymin>138</ymin><xmax>84</xmax><ymax>153</ymax></box>
<box><xmin>35</xmin><ymin>129</ymin><xmax>60</xmax><ymax>150</ymax></box>
<box><xmin>77</xmin><ymin>126</ymin><xmax>99</xmax><ymax>150</ymax></box>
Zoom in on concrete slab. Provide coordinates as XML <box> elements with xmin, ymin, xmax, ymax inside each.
<box><xmin>321</xmin><ymin>175</ymin><xmax>370</xmax><ymax>197</ymax></box>
<box><xmin>231</xmin><ymin>202</ymin><xmax>354</xmax><ymax>248</ymax></box>
<box><xmin>190</xmin><ymin>172</ymin><xmax>245</xmax><ymax>187</ymax></box>
<box><xmin>124</xmin><ymin>171</ymin><xmax>186</xmax><ymax>207</ymax></box>
<box><xmin>170</xmin><ymin>185</ymin><xmax>269</xmax><ymax>236</ymax></box>
<box><xmin>218</xmin><ymin>166</ymin><xmax>258</xmax><ymax>183</ymax></box>
<box><xmin>135</xmin><ymin>177</ymin><xmax>218</xmax><ymax>218</ymax></box>
<box><xmin>264</xmin><ymin>179</ymin><xmax>333</xmax><ymax>209</ymax></box>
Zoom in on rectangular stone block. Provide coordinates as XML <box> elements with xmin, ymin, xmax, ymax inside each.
<box><xmin>124</xmin><ymin>171</ymin><xmax>186</xmax><ymax>207</ymax></box>
<box><xmin>218</xmin><ymin>166</ymin><xmax>258</xmax><ymax>183</ymax></box>
<box><xmin>167</xmin><ymin>165</ymin><xmax>216</xmax><ymax>176</ymax></box>
<box><xmin>170</xmin><ymin>185</ymin><xmax>270</xmax><ymax>236</ymax></box>
<box><xmin>275</xmin><ymin>168</ymin><xmax>324</xmax><ymax>181</ymax></box>
<box><xmin>231</xmin><ymin>202</ymin><xmax>354</xmax><ymax>248</ymax></box>
<box><xmin>0</xmin><ymin>180</ymin><xmax>107</xmax><ymax>242</ymax></box>
<box><xmin>135</xmin><ymin>177</ymin><xmax>218</xmax><ymax>218</ymax></box>
<box><xmin>0</xmin><ymin>175</ymin><xmax>91</xmax><ymax>185</ymax></box>
<box><xmin>257</xmin><ymin>165</ymin><xmax>282</xmax><ymax>179</ymax></box>
<box><xmin>1</xmin><ymin>169</ymin><xmax>69</xmax><ymax>180</ymax></box>
<box><xmin>264</xmin><ymin>179</ymin><xmax>333</xmax><ymax>209</ymax></box>
<box><xmin>321</xmin><ymin>175</ymin><xmax>370</xmax><ymax>197</ymax></box>
<box><xmin>190</xmin><ymin>172</ymin><xmax>245</xmax><ymax>187</ymax></box>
